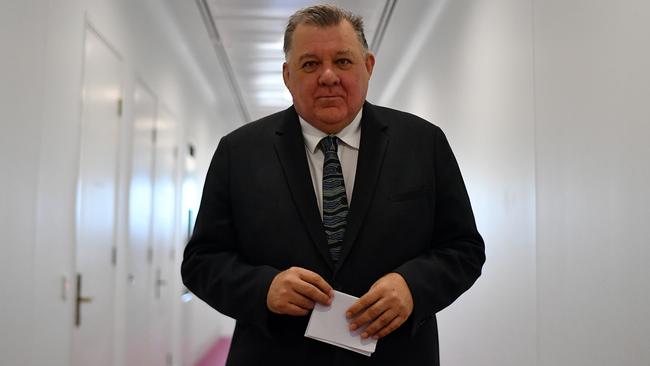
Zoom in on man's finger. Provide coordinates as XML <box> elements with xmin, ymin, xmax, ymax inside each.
<box><xmin>360</xmin><ymin>308</ymin><xmax>396</xmax><ymax>339</ymax></box>
<box><xmin>349</xmin><ymin>298</ymin><xmax>386</xmax><ymax>331</ymax></box>
<box><xmin>294</xmin><ymin>280</ymin><xmax>332</xmax><ymax>305</ymax></box>
<box><xmin>267</xmin><ymin>267</ymin><xmax>335</xmax><ymax>315</ymax></box>
<box><xmin>281</xmin><ymin>303</ymin><xmax>310</xmax><ymax>316</ymax></box>
<box><xmin>346</xmin><ymin>289</ymin><xmax>381</xmax><ymax>319</ymax></box>
<box><xmin>372</xmin><ymin>314</ymin><xmax>405</xmax><ymax>339</ymax></box>
<box><xmin>296</xmin><ymin>268</ymin><xmax>333</xmax><ymax>297</ymax></box>
<box><xmin>288</xmin><ymin>292</ymin><xmax>316</xmax><ymax>310</ymax></box>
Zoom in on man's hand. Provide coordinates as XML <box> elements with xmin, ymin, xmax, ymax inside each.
<box><xmin>267</xmin><ymin>267</ymin><xmax>333</xmax><ymax>316</ymax></box>
<box><xmin>346</xmin><ymin>272</ymin><xmax>413</xmax><ymax>339</ymax></box>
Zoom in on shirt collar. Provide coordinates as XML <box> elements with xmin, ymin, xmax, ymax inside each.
<box><xmin>299</xmin><ymin>110</ymin><xmax>363</xmax><ymax>154</ymax></box>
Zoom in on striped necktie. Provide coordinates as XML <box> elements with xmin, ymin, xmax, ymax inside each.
<box><xmin>319</xmin><ymin>136</ymin><xmax>349</xmax><ymax>263</ymax></box>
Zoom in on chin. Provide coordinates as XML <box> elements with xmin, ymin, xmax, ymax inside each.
<box><xmin>315</xmin><ymin>109</ymin><xmax>347</xmax><ymax>124</ymax></box>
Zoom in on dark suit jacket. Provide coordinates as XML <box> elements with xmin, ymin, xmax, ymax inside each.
<box><xmin>182</xmin><ymin>102</ymin><xmax>485</xmax><ymax>366</ymax></box>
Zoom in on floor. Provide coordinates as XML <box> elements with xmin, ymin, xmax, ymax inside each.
<box><xmin>195</xmin><ymin>337</ymin><xmax>232</xmax><ymax>366</ymax></box>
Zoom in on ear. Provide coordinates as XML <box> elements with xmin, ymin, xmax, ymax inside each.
<box><xmin>365</xmin><ymin>52</ymin><xmax>376</xmax><ymax>78</ymax></box>
<box><xmin>282</xmin><ymin>62</ymin><xmax>290</xmax><ymax>87</ymax></box>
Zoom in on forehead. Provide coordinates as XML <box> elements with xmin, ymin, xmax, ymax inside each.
<box><xmin>288</xmin><ymin>21</ymin><xmax>363</xmax><ymax>59</ymax></box>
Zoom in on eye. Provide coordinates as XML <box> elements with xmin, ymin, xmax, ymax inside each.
<box><xmin>301</xmin><ymin>61</ymin><xmax>318</xmax><ymax>72</ymax></box>
<box><xmin>336</xmin><ymin>58</ymin><xmax>352</xmax><ymax>67</ymax></box>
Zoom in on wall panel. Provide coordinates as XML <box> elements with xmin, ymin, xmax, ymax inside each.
<box><xmin>371</xmin><ymin>1</ymin><xmax>537</xmax><ymax>365</ymax></box>
<box><xmin>534</xmin><ymin>1</ymin><xmax>650</xmax><ymax>365</ymax></box>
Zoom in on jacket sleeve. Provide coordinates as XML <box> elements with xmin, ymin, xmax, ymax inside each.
<box><xmin>393</xmin><ymin>126</ymin><xmax>485</xmax><ymax>336</ymax></box>
<box><xmin>181</xmin><ymin>136</ymin><xmax>280</xmax><ymax>335</ymax></box>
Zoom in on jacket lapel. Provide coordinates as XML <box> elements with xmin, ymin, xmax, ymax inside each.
<box><xmin>335</xmin><ymin>103</ymin><xmax>389</xmax><ymax>274</ymax></box>
<box><xmin>273</xmin><ymin>107</ymin><xmax>334</xmax><ymax>271</ymax></box>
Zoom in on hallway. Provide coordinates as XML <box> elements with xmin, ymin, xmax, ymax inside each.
<box><xmin>1</xmin><ymin>1</ymin><xmax>649</xmax><ymax>365</ymax></box>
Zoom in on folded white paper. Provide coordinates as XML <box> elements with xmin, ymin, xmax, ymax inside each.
<box><xmin>304</xmin><ymin>290</ymin><xmax>377</xmax><ymax>356</ymax></box>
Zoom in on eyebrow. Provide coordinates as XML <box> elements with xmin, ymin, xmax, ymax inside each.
<box><xmin>297</xmin><ymin>49</ymin><xmax>355</xmax><ymax>63</ymax></box>
<box><xmin>335</xmin><ymin>49</ymin><xmax>354</xmax><ymax>57</ymax></box>
<box><xmin>297</xmin><ymin>53</ymin><xmax>318</xmax><ymax>63</ymax></box>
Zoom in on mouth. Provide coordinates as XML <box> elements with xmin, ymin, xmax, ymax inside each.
<box><xmin>316</xmin><ymin>95</ymin><xmax>344</xmax><ymax>101</ymax></box>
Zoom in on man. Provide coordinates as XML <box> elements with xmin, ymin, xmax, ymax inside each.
<box><xmin>182</xmin><ymin>5</ymin><xmax>485</xmax><ymax>366</ymax></box>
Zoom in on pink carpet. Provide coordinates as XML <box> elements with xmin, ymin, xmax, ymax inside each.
<box><xmin>195</xmin><ymin>337</ymin><xmax>232</xmax><ymax>366</ymax></box>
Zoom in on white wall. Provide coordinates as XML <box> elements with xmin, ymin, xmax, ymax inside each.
<box><xmin>4</xmin><ymin>0</ymin><xmax>649</xmax><ymax>365</ymax></box>
<box><xmin>370</xmin><ymin>1</ymin><xmax>537</xmax><ymax>365</ymax></box>
<box><xmin>1</xmin><ymin>0</ymin><xmax>241</xmax><ymax>365</ymax></box>
<box><xmin>534</xmin><ymin>1</ymin><xmax>650</xmax><ymax>365</ymax></box>
<box><xmin>0</xmin><ymin>1</ymin><xmax>47</xmax><ymax>364</ymax></box>
<box><xmin>371</xmin><ymin>0</ymin><xmax>650</xmax><ymax>365</ymax></box>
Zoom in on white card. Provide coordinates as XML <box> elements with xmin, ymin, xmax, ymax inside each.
<box><xmin>304</xmin><ymin>290</ymin><xmax>377</xmax><ymax>356</ymax></box>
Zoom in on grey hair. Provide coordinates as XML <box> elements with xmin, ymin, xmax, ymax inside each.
<box><xmin>283</xmin><ymin>4</ymin><xmax>369</xmax><ymax>58</ymax></box>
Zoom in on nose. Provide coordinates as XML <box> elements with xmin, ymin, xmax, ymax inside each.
<box><xmin>318</xmin><ymin>65</ymin><xmax>340</xmax><ymax>86</ymax></box>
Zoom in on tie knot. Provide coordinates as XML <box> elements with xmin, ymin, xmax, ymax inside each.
<box><xmin>319</xmin><ymin>136</ymin><xmax>339</xmax><ymax>153</ymax></box>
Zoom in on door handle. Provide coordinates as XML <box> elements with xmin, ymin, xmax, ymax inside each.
<box><xmin>75</xmin><ymin>273</ymin><xmax>94</xmax><ymax>327</ymax></box>
<box><xmin>155</xmin><ymin>268</ymin><xmax>167</xmax><ymax>299</ymax></box>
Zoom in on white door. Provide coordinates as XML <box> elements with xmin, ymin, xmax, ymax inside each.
<box><xmin>72</xmin><ymin>27</ymin><xmax>122</xmax><ymax>366</ymax></box>
<box><xmin>125</xmin><ymin>81</ymin><xmax>157</xmax><ymax>366</ymax></box>
<box><xmin>149</xmin><ymin>106</ymin><xmax>179</xmax><ymax>365</ymax></box>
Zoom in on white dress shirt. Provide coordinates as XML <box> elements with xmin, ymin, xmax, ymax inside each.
<box><xmin>299</xmin><ymin>111</ymin><xmax>362</xmax><ymax>218</ymax></box>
